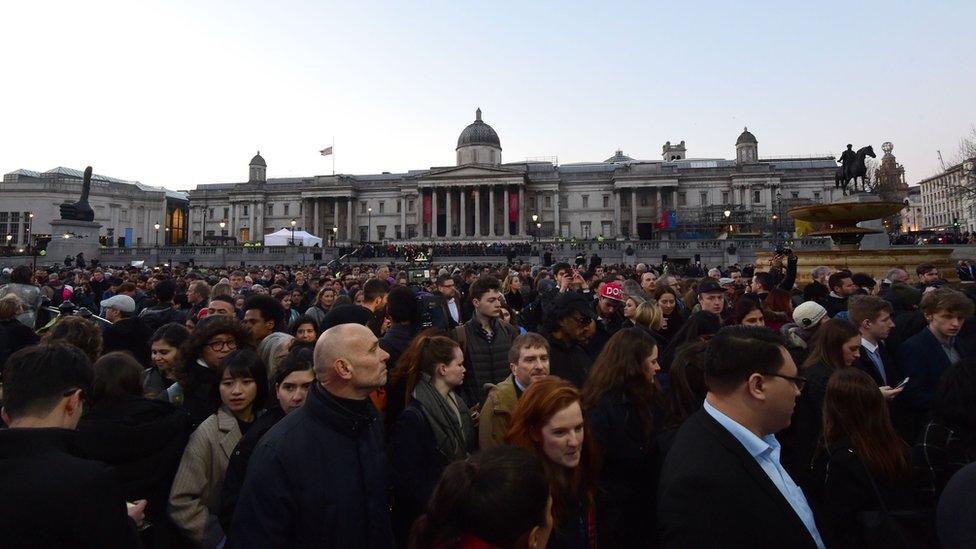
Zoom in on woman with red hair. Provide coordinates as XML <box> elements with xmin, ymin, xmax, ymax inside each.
<box><xmin>506</xmin><ymin>377</ymin><xmax>599</xmax><ymax>549</ymax></box>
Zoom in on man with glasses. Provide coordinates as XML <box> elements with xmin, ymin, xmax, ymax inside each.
<box><xmin>0</xmin><ymin>343</ymin><xmax>146</xmax><ymax>547</ymax></box>
<box><xmin>659</xmin><ymin>326</ymin><xmax>825</xmax><ymax>549</ymax></box>
<box><xmin>543</xmin><ymin>292</ymin><xmax>598</xmax><ymax>388</ymax></box>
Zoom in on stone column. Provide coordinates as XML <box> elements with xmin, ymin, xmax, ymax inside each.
<box><xmin>347</xmin><ymin>198</ymin><xmax>354</xmax><ymax>242</ymax></box>
<box><xmin>488</xmin><ymin>186</ymin><xmax>496</xmax><ymax>237</ymax></box>
<box><xmin>518</xmin><ymin>186</ymin><xmax>525</xmax><ymax>237</ymax></box>
<box><xmin>503</xmin><ymin>186</ymin><xmax>510</xmax><ymax>237</ymax></box>
<box><xmin>333</xmin><ymin>199</ymin><xmax>339</xmax><ymax>235</ymax></box>
<box><xmin>445</xmin><ymin>187</ymin><xmax>453</xmax><ymax>237</ymax></box>
<box><xmin>257</xmin><ymin>202</ymin><xmax>264</xmax><ymax>240</ymax></box>
<box><xmin>400</xmin><ymin>196</ymin><xmax>406</xmax><ymax>240</ymax></box>
<box><xmin>313</xmin><ymin>200</ymin><xmax>320</xmax><ymax>238</ymax></box>
<box><xmin>230</xmin><ymin>203</ymin><xmax>237</xmax><ymax>239</ymax></box>
<box><xmin>631</xmin><ymin>189</ymin><xmax>638</xmax><ymax>238</ymax></box>
<box><xmin>654</xmin><ymin>188</ymin><xmax>661</xmax><ymax>228</ymax></box>
<box><xmin>553</xmin><ymin>190</ymin><xmax>560</xmax><ymax>237</ymax></box>
<box><xmin>459</xmin><ymin>186</ymin><xmax>467</xmax><ymax>237</ymax></box>
<box><xmin>473</xmin><ymin>187</ymin><xmax>481</xmax><ymax>237</ymax></box>
<box><xmin>248</xmin><ymin>203</ymin><xmax>255</xmax><ymax>242</ymax></box>
<box><xmin>431</xmin><ymin>188</ymin><xmax>439</xmax><ymax>238</ymax></box>
<box><xmin>613</xmin><ymin>190</ymin><xmax>622</xmax><ymax>237</ymax></box>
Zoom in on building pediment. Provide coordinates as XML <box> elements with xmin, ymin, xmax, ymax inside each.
<box><xmin>421</xmin><ymin>164</ymin><xmax>526</xmax><ymax>180</ymax></box>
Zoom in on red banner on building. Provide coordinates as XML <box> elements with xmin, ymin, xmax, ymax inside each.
<box><xmin>423</xmin><ymin>193</ymin><xmax>432</xmax><ymax>224</ymax></box>
<box><xmin>509</xmin><ymin>192</ymin><xmax>519</xmax><ymax>222</ymax></box>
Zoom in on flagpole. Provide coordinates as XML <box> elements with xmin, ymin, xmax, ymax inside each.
<box><xmin>332</xmin><ymin>136</ymin><xmax>335</xmax><ymax>176</ymax></box>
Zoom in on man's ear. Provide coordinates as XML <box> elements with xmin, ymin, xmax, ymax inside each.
<box><xmin>746</xmin><ymin>372</ymin><xmax>767</xmax><ymax>401</ymax></box>
<box><xmin>333</xmin><ymin>358</ymin><xmax>354</xmax><ymax>381</ymax></box>
<box><xmin>527</xmin><ymin>525</ymin><xmax>546</xmax><ymax>549</ymax></box>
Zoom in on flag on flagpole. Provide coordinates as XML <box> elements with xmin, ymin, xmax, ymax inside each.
<box><xmin>320</xmin><ymin>146</ymin><xmax>333</xmax><ymax>156</ymax></box>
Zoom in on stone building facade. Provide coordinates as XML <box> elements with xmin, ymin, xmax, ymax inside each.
<box><xmin>919</xmin><ymin>158</ymin><xmax>976</xmax><ymax>232</ymax></box>
<box><xmin>0</xmin><ymin>167</ymin><xmax>188</xmax><ymax>247</ymax></box>
<box><xmin>181</xmin><ymin>109</ymin><xmax>841</xmax><ymax>244</ymax></box>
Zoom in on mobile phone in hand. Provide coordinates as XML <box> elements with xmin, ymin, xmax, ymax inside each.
<box><xmin>894</xmin><ymin>377</ymin><xmax>909</xmax><ymax>390</ymax></box>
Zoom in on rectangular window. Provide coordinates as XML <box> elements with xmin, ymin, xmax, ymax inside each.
<box><xmin>266</xmin><ymin>203</ymin><xmax>274</xmax><ymax>215</ymax></box>
<box><xmin>791</xmin><ymin>192</ymin><xmax>799</xmax><ymax>199</ymax></box>
<box><xmin>530</xmin><ymin>196</ymin><xmax>537</xmax><ymax>209</ymax></box>
<box><xmin>603</xmin><ymin>195</ymin><xmax>610</xmax><ymax>209</ymax></box>
<box><xmin>359</xmin><ymin>226</ymin><xmax>368</xmax><ymax>241</ymax></box>
<box><xmin>395</xmin><ymin>225</ymin><xmax>402</xmax><ymax>239</ymax></box>
<box><xmin>700</xmin><ymin>192</ymin><xmax>708</xmax><ymax>206</ymax></box>
<box><xmin>601</xmin><ymin>220</ymin><xmax>612</xmax><ymax>236</ymax></box>
<box><xmin>753</xmin><ymin>190</ymin><xmax>762</xmax><ymax>204</ymax></box>
<box><xmin>409</xmin><ymin>200</ymin><xmax>415</xmax><ymax>212</ymax></box>
<box><xmin>283</xmin><ymin>204</ymin><xmax>290</xmax><ymax>216</ymax></box>
<box><xmin>360</xmin><ymin>201</ymin><xmax>367</xmax><ymax>214</ymax></box>
<box><xmin>722</xmin><ymin>191</ymin><xmax>730</xmax><ymax>204</ymax></box>
<box><xmin>209</xmin><ymin>208</ymin><xmax>214</xmax><ymax>220</ymax></box>
<box><xmin>121</xmin><ymin>209</ymin><xmax>129</xmax><ymax>222</ymax></box>
<box><xmin>397</xmin><ymin>200</ymin><xmax>402</xmax><ymax>213</ymax></box>
<box><xmin>580</xmin><ymin>221</ymin><xmax>592</xmax><ymax>238</ymax></box>
<box><xmin>582</xmin><ymin>195</ymin><xmax>589</xmax><ymax>208</ymax></box>
<box><xmin>243</xmin><ymin>205</ymin><xmax>249</xmax><ymax>216</ymax></box>
<box><xmin>640</xmin><ymin>195</ymin><xmax>648</xmax><ymax>207</ymax></box>
<box><xmin>377</xmin><ymin>226</ymin><xmax>386</xmax><ymax>240</ymax></box>
<box><xmin>678</xmin><ymin>192</ymin><xmax>687</xmax><ymax>207</ymax></box>
<box><xmin>559</xmin><ymin>195</ymin><xmax>568</xmax><ymax>209</ymax></box>
<box><xmin>813</xmin><ymin>191</ymin><xmax>821</xmax><ymax>202</ymax></box>
<box><xmin>379</xmin><ymin>201</ymin><xmax>385</xmax><ymax>214</ymax></box>
<box><xmin>223</xmin><ymin>207</ymin><xmax>229</xmax><ymax>220</ymax></box>
<box><xmin>545</xmin><ymin>195</ymin><xmax>552</xmax><ymax>209</ymax></box>
<box><xmin>621</xmin><ymin>194</ymin><xmax>629</xmax><ymax>208</ymax></box>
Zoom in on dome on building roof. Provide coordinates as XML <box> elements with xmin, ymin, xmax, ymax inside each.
<box><xmin>736</xmin><ymin>127</ymin><xmax>757</xmax><ymax>146</ymax></box>
<box><xmin>249</xmin><ymin>151</ymin><xmax>267</xmax><ymax>167</ymax></box>
<box><xmin>456</xmin><ymin>108</ymin><xmax>501</xmax><ymax>149</ymax></box>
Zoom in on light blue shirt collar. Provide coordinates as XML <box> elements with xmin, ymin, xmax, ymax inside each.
<box><xmin>703</xmin><ymin>399</ymin><xmax>778</xmax><ymax>459</ymax></box>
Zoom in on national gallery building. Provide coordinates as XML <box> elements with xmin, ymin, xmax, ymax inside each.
<box><xmin>187</xmin><ymin>109</ymin><xmax>838</xmax><ymax>244</ymax></box>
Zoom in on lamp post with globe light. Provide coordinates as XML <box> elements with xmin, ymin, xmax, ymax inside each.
<box><xmin>332</xmin><ymin>226</ymin><xmax>338</xmax><ymax>247</ymax></box>
<box><xmin>154</xmin><ymin>223</ymin><xmax>160</xmax><ymax>247</ymax></box>
<box><xmin>367</xmin><ymin>207</ymin><xmax>372</xmax><ymax>242</ymax></box>
<box><xmin>290</xmin><ymin>219</ymin><xmax>297</xmax><ymax>246</ymax></box>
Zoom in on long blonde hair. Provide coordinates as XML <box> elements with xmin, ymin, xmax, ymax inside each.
<box><xmin>633</xmin><ymin>300</ymin><xmax>664</xmax><ymax>330</ymax></box>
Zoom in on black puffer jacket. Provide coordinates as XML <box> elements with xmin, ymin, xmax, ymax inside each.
<box><xmin>454</xmin><ymin>317</ymin><xmax>515</xmax><ymax>406</ymax></box>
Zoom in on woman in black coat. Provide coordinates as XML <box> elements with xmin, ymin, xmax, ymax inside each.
<box><xmin>582</xmin><ymin>327</ymin><xmax>665</xmax><ymax>548</ymax></box>
<box><xmin>813</xmin><ymin>369</ymin><xmax>918</xmax><ymax>548</ymax></box>
<box><xmin>75</xmin><ymin>352</ymin><xmax>191</xmax><ymax>548</ymax></box>
<box><xmin>782</xmin><ymin>319</ymin><xmax>861</xmax><ymax>488</ymax></box>
<box><xmin>0</xmin><ymin>294</ymin><xmax>39</xmax><ymax>355</ymax></box>
<box><xmin>389</xmin><ymin>334</ymin><xmax>475</xmax><ymax>547</ymax></box>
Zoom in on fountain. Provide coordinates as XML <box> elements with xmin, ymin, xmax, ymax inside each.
<box><xmin>757</xmin><ymin>193</ymin><xmax>957</xmax><ymax>284</ymax></box>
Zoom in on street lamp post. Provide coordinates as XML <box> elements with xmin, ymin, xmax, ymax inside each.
<box><xmin>332</xmin><ymin>226</ymin><xmax>338</xmax><ymax>247</ymax></box>
<box><xmin>6</xmin><ymin>234</ymin><xmax>12</xmax><ymax>254</ymax></box>
<box><xmin>154</xmin><ymin>222</ymin><xmax>161</xmax><ymax>247</ymax></box>
<box><xmin>290</xmin><ymin>219</ymin><xmax>297</xmax><ymax>246</ymax></box>
<box><xmin>367</xmin><ymin>207</ymin><xmax>372</xmax><ymax>242</ymax></box>
<box><xmin>28</xmin><ymin>212</ymin><xmax>35</xmax><ymax>270</ymax></box>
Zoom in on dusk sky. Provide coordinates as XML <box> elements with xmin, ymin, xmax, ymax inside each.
<box><xmin>4</xmin><ymin>0</ymin><xmax>974</xmax><ymax>190</ymax></box>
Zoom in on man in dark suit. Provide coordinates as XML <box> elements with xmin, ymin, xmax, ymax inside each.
<box><xmin>847</xmin><ymin>295</ymin><xmax>904</xmax><ymax>391</ymax></box>
<box><xmin>900</xmin><ymin>288</ymin><xmax>974</xmax><ymax>437</ymax></box>
<box><xmin>820</xmin><ymin>270</ymin><xmax>857</xmax><ymax>318</ymax></box>
<box><xmin>658</xmin><ymin>326</ymin><xmax>825</xmax><ymax>549</ymax></box>
<box><xmin>435</xmin><ymin>273</ymin><xmax>464</xmax><ymax>329</ymax></box>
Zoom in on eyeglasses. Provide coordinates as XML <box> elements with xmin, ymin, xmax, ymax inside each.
<box><xmin>207</xmin><ymin>339</ymin><xmax>238</xmax><ymax>352</ymax></box>
<box><xmin>761</xmin><ymin>372</ymin><xmax>807</xmax><ymax>391</ymax></box>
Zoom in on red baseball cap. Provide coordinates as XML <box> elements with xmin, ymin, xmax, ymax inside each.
<box><xmin>599</xmin><ymin>282</ymin><xmax>625</xmax><ymax>302</ymax></box>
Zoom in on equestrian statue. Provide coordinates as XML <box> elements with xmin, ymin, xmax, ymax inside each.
<box><xmin>834</xmin><ymin>144</ymin><xmax>876</xmax><ymax>196</ymax></box>
<box><xmin>59</xmin><ymin>166</ymin><xmax>96</xmax><ymax>222</ymax></box>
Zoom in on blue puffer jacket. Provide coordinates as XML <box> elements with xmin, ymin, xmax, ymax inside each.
<box><xmin>228</xmin><ymin>383</ymin><xmax>394</xmax><ymax>548</ymax></box>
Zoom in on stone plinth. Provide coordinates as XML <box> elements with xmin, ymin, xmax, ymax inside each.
<box><xmin>46</xmin><ymin>220</ymin><xmax>102</xmax><ymax>263</ymax></box>
<box><xmin>757</xmin><ymin>248</ymin><xmax>958</xmax><ymax>285</ymax></box>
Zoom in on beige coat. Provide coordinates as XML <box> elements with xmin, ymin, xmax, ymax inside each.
<box><xmin>479</xmin><ymin>375</ymin><xmax>519</xmax><ymax>449</ymax></box>
<box><xmin>168</xmin><ymin>406</ymin><xmax>241</xmax><ymax>548</ymax></box>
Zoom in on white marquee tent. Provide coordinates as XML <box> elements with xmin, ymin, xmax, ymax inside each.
<box><xmin>263</xmin><ymin>228</ymin><xmax>323</xmax><ymax>247</ymax></box>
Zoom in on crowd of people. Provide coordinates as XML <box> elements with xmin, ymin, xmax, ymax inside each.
<box><xmin>1</xmin><ymin>253</ymin><xmax>976</xmax><ymax>548</ymax></box>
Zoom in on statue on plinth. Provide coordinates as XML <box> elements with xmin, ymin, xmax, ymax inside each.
<box><xmin>59</xmin><ymin>166</ymin><xmax>95</xmax><ymax>222</ymax></box>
